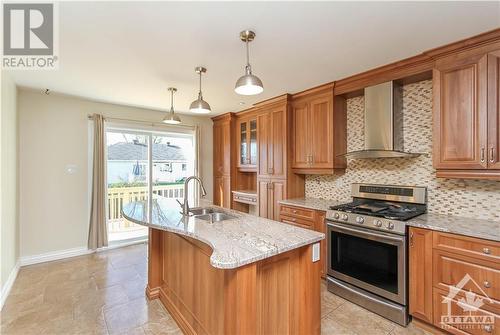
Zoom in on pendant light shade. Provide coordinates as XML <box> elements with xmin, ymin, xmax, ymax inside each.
<box><xmin>235</xmin><ymin>30</ymin><xmax>263</xmax><ymax>96</ymax></box>
<box><xmin>189</xmin><ymin>67</ymin><xmax>211</xmax><ymax>114</ymax></box>
<box><xmin>163</xmin><ymin>87</ymin><xmax>182</xmax><ymax>124</ymax></box>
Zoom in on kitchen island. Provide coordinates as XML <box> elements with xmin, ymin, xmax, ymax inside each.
<box><xmin>122</xmin><ymin>197</ymin><xmax>324</xmax><ymax>335</ymax></box>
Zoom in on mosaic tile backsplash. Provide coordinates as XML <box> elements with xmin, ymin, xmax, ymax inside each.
<box><xmin>305</xmin><ymin>80</ymin><xmax>500</xmax><ymax>222</ymax></box>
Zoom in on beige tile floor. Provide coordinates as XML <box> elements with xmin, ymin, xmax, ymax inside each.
<box><xmin>1</xmin><ymin>243</ymin><xmax>432</xmax><ymax>335</ymax></box>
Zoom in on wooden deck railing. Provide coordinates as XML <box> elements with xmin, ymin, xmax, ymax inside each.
<box><xmin>108</xmin><ymin>184</ymin><xmax>184</xmax><ymax>232</ymax></box>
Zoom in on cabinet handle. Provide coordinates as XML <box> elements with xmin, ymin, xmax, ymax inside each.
<box><xmin>484</xmin><ymin>325</ymin><xmax>493</xmax><ymax>333</ymax></box>
<box><xmin>268</xmin><ymin>167</ymin><xmax>274</xmax><ymax>174</ymax></box>
<box><xmin>483</xmin><ymin>281</ymin><xmax>491</xmax><ymax>288</ymax></box>
<box><xmin>409</xmin><ymin>232</ymin><xmax>414</xmax><ymax>247</ymax></box>
<box><xmin>481</xmin><ymin>148</ymin><xmax>485</xmax><ymax>163</ymax></box>
<box><xmin>483</xmin><ymin>247</ymin><xmax>491</xmax><ymax>255</ymax></box>
<box><xmin>490</xmin><ymin>147</ymin><xmax>495</xmax><ymax>163</ymax></box>
<box><xmin>293</xmin><ymin>210</ymin><xmax>297</xmax><ymax>214</ymax></box>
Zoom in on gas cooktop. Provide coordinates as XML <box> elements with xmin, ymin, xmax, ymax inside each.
<box><xmin>330</xmin><ymin>199</ymin><xmax>426</xmax><ymax>221</ymax></box>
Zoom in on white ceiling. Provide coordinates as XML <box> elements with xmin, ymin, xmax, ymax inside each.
<box><xmin>6</xmin><ymin>1</ymin><xmax>500</xmax><ymax>116</ymax></box>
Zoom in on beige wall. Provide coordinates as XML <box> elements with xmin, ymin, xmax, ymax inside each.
<box><xmin>18</xmin><ymin>89</ymin><xmax>213</xmax><ymax>257</ymax></box>
<box><xmin>1</xmin><ymin>73</ymin><xmax>19</xmax><ymax>290</ymax></box>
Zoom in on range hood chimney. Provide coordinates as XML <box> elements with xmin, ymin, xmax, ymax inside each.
<box><xmin>341</xmin><ymin>81</ymin><xmax>420</xmax><ymax>159</ymax></box>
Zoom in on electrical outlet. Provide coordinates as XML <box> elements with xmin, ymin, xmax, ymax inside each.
<box><xmin>312</xmin><ymin>242</ymin><xmax>320</xmax><ymax>262</ymax></box>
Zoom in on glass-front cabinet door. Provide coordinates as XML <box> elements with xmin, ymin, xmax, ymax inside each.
<box><xmin>237</xmin><ymin>117</ymin><xmax>257</xmax><ymax>171</ymax></box>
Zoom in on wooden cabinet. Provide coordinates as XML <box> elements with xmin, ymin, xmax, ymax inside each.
<box><xmin>213</xmin><ymin>114</ymin><xmax>234</xmax><ymax>208</ymax></box>
<box><xmin>214</xmin><ymin>175</ymin><xmax>231</xmax><ymax>208</ymax></box>
<box><xmin>257</xmin><ymin>103</ymin><xmax>287</xmax><ymax>179</ymax></box>
<box><xmin>213</xmin><ymin>117</ymin><xmax>232</xmax><ymax>176</ymax></box>
<box><xmin>409</xmin><ymin>228</ymin><xmax>500</xmax><ymax>333</ymax></box>
<box><xmin>291</xmin><ymin>88</ymin><xmax>346</xmax><ymax>174</ymax></box>
<box><xmin>258</xmin><ymin>179</ymin><xmax>286</xmax><ymax>221</ymax></box>
<box><xmin>433</xmin><ymin>49</ymin><xmax>500</xmax><ymax>179</ymax></box>
<box><xmin>409</xmin><ymin>227</ymin><xmax>434</xmax><ymax>323</ymax></box>
<box><xmin>279</xmin><ymin>205</ymin><xmax>327</xmax><ymax>278</ymax></box>
<box><xmin>236</xmin><ymin>117</ymin><xmax>257</xmax><ymax>171</ymax></box>
<box><xmin>488</xmin><ymin>51</ymin><xmax>500</xmax><ymax>170</ymax></box>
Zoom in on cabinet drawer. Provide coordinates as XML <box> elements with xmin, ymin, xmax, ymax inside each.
<box><xmin>280</xmin><ymin>215</ymin><xmax>314</xmax><ymax>229</ymax></box>
<box><xmin>433</xmin><ymin>288</ymin><xmax>499</xmax><ymax>335</ymax></box>
<box><xmin>433</xmin><ymin>232</ymin><xmax>500</xmax><ymax>263</ymax></box>
<box><xmin>280</xmin><ymin>205</ymin><xmax>315</xmax><ymax>221</ymax></box>
<box><xmin>434</xmin><ymin>251</ymin><xmax>500</xmax><ymax>302</ymax></box>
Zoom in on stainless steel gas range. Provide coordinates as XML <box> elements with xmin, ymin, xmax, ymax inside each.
<box><xmin>326</xmin><ymin>183</ymin><xmax>427</xmax><ymax>326</ymax></box>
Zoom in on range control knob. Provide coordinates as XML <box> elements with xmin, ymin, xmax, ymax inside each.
<box><xmin>333</xmin><ymin>212</ymin><xmax>340</xmax><ymax>220</ymax></box>
<box><xmin>385</xmin><ymin>222</ymin><xmax>394</xmax><ymax>230</ymax></box>
<box><xmin>341</xmin><ymin>213</ymin><xmax>349</xmax><ymax>221</ymax></box>
<box><xmin>355</xmin><ymin>216</ymin><xmax>364</xmax><ymax>224</ymax></box>
<box><xmin>373</xmin><ymin>219</ymin><xmax>383</xmax><ymax>227</ymax></box>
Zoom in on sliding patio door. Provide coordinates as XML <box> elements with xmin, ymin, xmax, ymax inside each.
<box><xmin>106</xmin><ymin>126</ymin><xmax>196</xmax><ymax>243</ymax></box>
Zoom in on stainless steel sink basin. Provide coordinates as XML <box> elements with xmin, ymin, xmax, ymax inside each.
<box><xmin>194</xmin><ymin>212</ymin><xmax>236</xmax><ymax>223</ymax></box>
<box><xmin>189</xmin><ymin>207</ymin><xmax>216</xmax><ymax>215</ymax></box>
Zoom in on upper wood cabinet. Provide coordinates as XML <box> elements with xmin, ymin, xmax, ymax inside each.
<box><xmin>433</xmin><ymin>48</ymin><xmax>500</xmax><ymax>179</ymax></box>
<box><xmin>291</xmin><ymin>89</ymin><xmax>346</xmax><ymax>174</ymax></box>
<box><xmin>257</xmin><ymin>103</ymin><xmax>287</xmax><ymax>179</ymax></box>
<box><xmin>213</xmin><ymin>115</ymin><xmax>232</xmax><ymax>177</ymax></box>
<box><xmin>236</xmin><ymin>117</ymin><xmax>257</xmax><ymax>172</ymax></box>
<box><xmin>488</xmin><ymin>51</ymin><xmax>500</xmax><ymax>170</ymax></box>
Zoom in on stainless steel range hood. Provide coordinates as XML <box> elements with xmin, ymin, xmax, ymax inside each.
<box><xmin>341</xmin><ymin>81</ymin><xmax>420</xmax><ymax>159</ymax></box>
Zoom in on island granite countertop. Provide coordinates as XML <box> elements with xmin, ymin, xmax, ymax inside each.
<box><xmin>122</xmin><ymin>197</ymin><xmax>324</xmax><ymax>269</ymax></box>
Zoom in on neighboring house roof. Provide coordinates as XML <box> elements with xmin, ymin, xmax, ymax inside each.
<box><xmin>107</xmin><ymin>142</ymin><xmax>187</xmax><ymax>161</ymax></box>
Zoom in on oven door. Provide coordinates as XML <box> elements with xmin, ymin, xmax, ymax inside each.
<box><xmin>327</xmin><ymin>221</ymin><xmax>406</xmax><ymax>305</ymax></box>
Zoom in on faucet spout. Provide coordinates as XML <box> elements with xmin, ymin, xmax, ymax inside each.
<box><xmin>180</xmin><ymin>176</ymin><xmax>207</xmax><ymax>216</ymax></box>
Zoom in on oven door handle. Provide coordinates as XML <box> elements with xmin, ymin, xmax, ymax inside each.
<box><xmin>327</xmin><ymin>222</ymin><xmax>405</xmax><ymax>244</ymax></box>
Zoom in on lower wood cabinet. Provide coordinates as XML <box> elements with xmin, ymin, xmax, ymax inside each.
<box><xmin>279</xmin><ymin>204</ymin><xmax>327</xmax><ymax>278</ymax></box>
<box><xmin>409</xmin><ymin>228</ymin><xmax>500</xmax><ymax>334</ymax></box>
<box><xmin>214</xmin><ymin>175</ymin><xmax>231</xmax><ymax>208</ymax></box>
<box><xmin>409</xmin><ymin>227</ymin><xmax>434</xmax><ymax>323</ymax></box>
<box><xmin>258</xmin><ymin>179</ymin><xmax>286</xmax><ymax>221</ymax></box>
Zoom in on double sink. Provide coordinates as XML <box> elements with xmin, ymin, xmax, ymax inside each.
<box><xmin>189</xmin><ymin>207</ymin><xmax>236</xmax><ymax>223</ymax></box>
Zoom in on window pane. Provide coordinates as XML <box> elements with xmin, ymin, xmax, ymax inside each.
<box><xmin>106</xmin><ymin>131</ymin><xmax>149</xmax><ymax>242</ymax></box>
<box><xmin>152</xmin><ymin>134</ymin><xmax>195</xmax><ymax>206</ymax></box>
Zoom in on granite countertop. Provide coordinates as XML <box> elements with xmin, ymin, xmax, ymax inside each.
<box><xmin>122</xmin><ymin>197</ymin><xmax>324</xmax><ymax>269</ymax></box>
<box><xmin>278</xmin><ymin>197</ymin><xmax>343</xmax><ymax>212</ymax></box>
<box><xmin>407</xmin><ymin>213</ymin><xmax>500</xmax><ymax>242</ymax></box>
<box><xmin>279</xmin><ymin>197</ymin><xmax>499</xmax><ymax>242</ymax></box>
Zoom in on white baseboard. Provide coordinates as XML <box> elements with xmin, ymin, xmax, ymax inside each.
<box><xmin>19</xmin><ymin>246</ymin><xmax>93</xmax><ymax>266</ymax></box>
<box><xmin>1</xmin><ymin>261</ymin><xmax>20</xmax><ymax>310</ymax></box>
<box><xmin>19</xmin><ymin>239</ymin><xmax>147</xmax><ymax>267</ymax></box>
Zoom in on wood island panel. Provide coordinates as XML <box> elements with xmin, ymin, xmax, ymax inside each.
<box><xmin>146</xmin><ymin>229</ymin><xmax>321</xmax><ymax>335</ymax></box>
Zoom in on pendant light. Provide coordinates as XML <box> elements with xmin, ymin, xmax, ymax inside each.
<box><xmin>163</xmin><ymin>87</ymin><xmax>182</xmax><ymax>124</ymax></box>
<box><xmin>189</xmin><ymin>66</ymin><xmax>211</xmax><ymax>114</ymax></box>
<box><xmin>235</xmin><ymin>30</ymin><xmax>263</xmax><ymax>96</ymax></box>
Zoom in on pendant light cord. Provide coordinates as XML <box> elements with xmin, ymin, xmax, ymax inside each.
<box><xmin>198</xmin><ymin>72</ymin><xmax>203</xmax><ymax>99</ymax></box>
<box><xmin>170</xmin><ymin>89</ymin><xmax>174</xmax><ymax>112</ymax></box>
<box><xmin>246</xmin><ymin>39</ymin><xmax>250</xmax><ymax>66</ymax></box>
